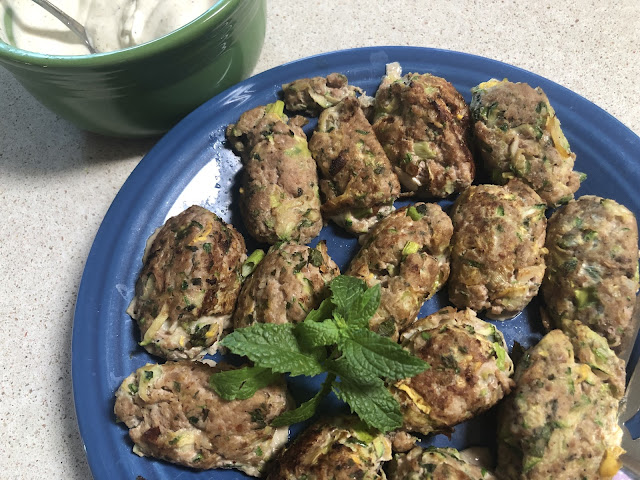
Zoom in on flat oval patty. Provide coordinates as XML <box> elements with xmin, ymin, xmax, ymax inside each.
<box><xmin>392</xmin><ymin>307</ymin><xmax>514</xmax><ymax>436</ymax></box>
<box><xmin>265</xmin><ymin>416</ymin><xmax>391</xmax><ymax>480</ymax></box>
<box><xmin>346</xmin><ymin>202</ymin><xmax>452</xmax><ymax>339</ymax></box>
<box><xmin>233</xmin><ymin>241</ymin><xmax>339</xmax><ymax>328</ymax></box>
<box><xmin>448</xmin><ymin>179</ymin><xmax>547</xmax><ymax>319</ymax></box>
<box><xmin>542</xmin><ymin>195</ymin><xmax>639</xmax><ymax>348</ymax></box>
<box><xmin>128</xmin><ymin>205</ymin><xmax>246</xmax><ymax>360</ymax></box>
<box><xmin>114</xmin><ymin>361</ymin><xmax>290</xmax><ymax>477</ymax></box>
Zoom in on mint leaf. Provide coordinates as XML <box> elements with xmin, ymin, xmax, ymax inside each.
<box><xmin>271</xmin><ymin>373</ymin><xmax>336</xmax><ymax>427</ymax></box>
<box><xmin>297</xmin><ymin>319</ymin><xmax>340</xmax><ymax>347</ymax></box>
<box><xmin>346</xmin><ymin>283</ymin><xmax>381</xmax><ymax>328</ymax></box>
<box><xmin>209</xmin><ymin>366</ymin><xmax>280</xmax><ymax>400</ymax></box>
<box><xmin>304</xmin><ymin>297</ymin><xmax>335</xmax><ymax>323</ymax></box>
<box><xmin>217</xmin><ymin>275</ymin><xmax>429</xmax><ymax>433</ymax></box>
<box><xmin>329</xmin><ymin>276</ymin><xmax>367</xmax><ymax>314</ymax></box>
<box><xmin>332</xmin><ymin>377</ymin><xmax>403</xmax><ymax>432</ymax></box>
<box><xmin>221</xmin><ymin>323</ymin><xmax>324</xmax><ymax>377</ymax></box>
<box><xmin>326</xmin><ymin>356</ymin><xmax>379</xmax><ymax>385</ymax></box>
<box><xmin>338</xmin><ymin>328</ymin><xmax>429</xmax><ymax>381</ymax></box>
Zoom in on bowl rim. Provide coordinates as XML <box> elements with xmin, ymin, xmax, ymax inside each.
<box><xmin>0</xmin><ymin>0</ymin><xmax>246</xmax><ymax>67</ymax></box>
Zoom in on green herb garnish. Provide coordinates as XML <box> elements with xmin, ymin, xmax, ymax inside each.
<box><xmin>209</xmin><ymin>275</ymin><xmax>429</xmax><ymax>432</ymax></box>
<box><xmin>208</xmin><ymin>366</ymin><xmax>281</xmax><ymax>401</ymax></box>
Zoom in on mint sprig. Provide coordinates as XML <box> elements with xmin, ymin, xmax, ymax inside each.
<box><xmin>332</xmin><ymin>377</ymin><xmax>403</xmax><ymax>434</ymax></box>
<box><xmin>337</xmin><ymin>328</ymin><xmax>428</xmax><ymax>381</ymax></box>
<box><xmin>209</xmin><ymin>366</ymin><xmax>281</xmax><ymax>400</ymax></box>
<box><xmin>271</xmin><ymin>373</ymin><xmax>336</xmax><ymax>427</ymax></box>
<box><xmin>210</xmin><ymin>275</ymin><xmax>430</xmax><ymax>432</ymax></box>
<box><xmin>219</xmin><ymin>323</ymin><xmax>325</xmax><ymax>377</ymax></box>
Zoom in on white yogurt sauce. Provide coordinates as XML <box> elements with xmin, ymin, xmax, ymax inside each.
<box><xmin>0</xmin><ymin>0</ymin><xmax>218</xmax><ymax>55</ymax></box>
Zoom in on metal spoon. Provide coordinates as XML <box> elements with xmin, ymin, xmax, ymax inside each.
<box><xmin>30</xmin><ymin>0</ymin><xmax>96</xmax><ymax>54</ymax></box>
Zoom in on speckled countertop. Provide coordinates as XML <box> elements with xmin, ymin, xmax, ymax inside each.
<box><xmin>0</xmin><ymin>1</ymin><xmax>638</xmax><ymax>478</ymax></box>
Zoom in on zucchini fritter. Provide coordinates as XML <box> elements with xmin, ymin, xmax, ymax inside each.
<box><xmin>392</xmin><ymin>307</ymin><xmax>514</xmax><ymax>436</ymax></box>
<box><xmin>127</xmin><ymin>205</ymin><xmax>246</xmax><ymax>360</ymax></box>
<box><xmin>448</xmin><ymin>180</ymin><xmax>548</xmax><ymax>319</ymax></box>
<box><xmin>266</xmin><ymin>416</ymin><xmax>392</xmax><ymax>480</ymax></box>
<box><xmin>471</xmin><ymin>78</ymin><xmax>581</xmax><ymax>207</ymax></box>
<box><xmin>541</xmin><ymin>195</ymin><xmax>640</xmax><ymax>348</ymax></box>
<box><xmin>309</xmin><ymin>97</ymin><xmax>401</xmax><ymax>235</ymax></box>
<box><xmin>497</xmin><ymin>329</ymin><xmax>624</xmax><ymax>479</ymax></box>
<box><xmin>373</xmin><ymin>63</ymin><xmax>475</xmax><ymax>198</ymax></box>
<box><xmin>114</xmin><ymin>361</ymin><xmax>290</xmax><ymax>477</ymax></box>
<box><xmin>233</xmin><ymin>241</ymin><xmax>340</xmax><ymax>328</ymax></box>
<box><xmin>388</xmin><ymin>446</ymin><xmax>495</xmax><ymax>480</ymax></box>
<box><xmin>226</xmin><ymin>101</ymin><xmax>322</xmax><ymax>244</ymax></box>
<box><xmin>346</xmin><ymin>202</ymin><xmax>453</xmax><ymax>339</ymax></box>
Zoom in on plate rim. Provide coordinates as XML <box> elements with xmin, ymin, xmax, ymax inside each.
<box><xmin>71</xmin><ymin>45</ymin><xmax>640</xmax><ymax>479</ymax></box>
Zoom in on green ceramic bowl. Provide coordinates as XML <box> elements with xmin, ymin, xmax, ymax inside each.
<box><xmin>0</xmin><ymin>0</ymin><xmax>266</xmax><ymax>137</ymax></box>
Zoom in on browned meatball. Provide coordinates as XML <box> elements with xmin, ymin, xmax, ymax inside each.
<box><xmin>471</xmin><ymin>79</ymin><xmax>582</xmax><ymax>207</ymax></box>
<box><xmin>391</xmin><ymin>307</ymin><xmax>514</xmax><ymax>436</ymax></box>
<box><xmin>373</xmin><ymin>63</ymin><xmax>475</xmax><ymax>198</ymax></box>
<box><xmin>309</xmin><ymin>97</ymin><xmax>401</xmax><ymax>235</ymax></box>
<box><xmin>541</xmin><ymin>195</ymin><xmax>639</xmax><ymax>348</ymax></box>
<box><xmin>233</xmin><ymin>241</ymin><xmax>340</xmax><ymax>328</ymax></box>
<box><xmin>265</xmin><ymin>416</ymin><xmax>392</xmax><ymax>480</ymax></box>
<box><xmin>226</xmin><ymin>101</ymin><xmax>322</xmax><ymax>244</ymax></box>
<box><xmin>346</xmin><ymin>202</ymin><xmax>452</xmax><ymax>339</ymax></box>
<box><xmin>114</xmin><ymin>361</ymin><xmax>290</xmax><ymax>477</ymax></box>
<box><xmin>448</xmin><ymin>180</ymin><xmax>548</xmax><ymax>319</ymax></box>
<box><xmin>127</xmin><ymin>205</ymin><xmax>246</xmax><ymax>360</ymax></box>
<box><xmin>388</xmin><ymin>446</ymin><xmax>495</xmax><ymax>480</ymax></box>
<box><xmin>282</xmin><ymin>72</ymin><xmax>362</xmax><ymax>115</ymax></box>
<box><xmin>497</xmin><ymin>328</ymin><xmax>624</xmax><ymax>479</ymax></box>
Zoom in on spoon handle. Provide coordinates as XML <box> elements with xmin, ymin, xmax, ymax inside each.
<box><xmin>30</xmin><ymin>0</ymin><xmax>96</xmax><ymax>54</ymax></box>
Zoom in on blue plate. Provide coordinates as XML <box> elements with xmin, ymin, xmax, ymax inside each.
<box><xmin>72</xmin><ymin>46</ymin><xmax>640</xmax><ymax>480</ymax></box>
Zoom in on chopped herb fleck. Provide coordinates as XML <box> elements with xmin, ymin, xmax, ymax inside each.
<box><xmin>377</xmin><ymin>319</ymin><xmax>396</xmax><ymax>337</ymax></box>
<box><xmin>440</xmin><ymin>354</ymin><xmax>460</xmax><ymax>373</ymax></box>
<box><xmin>191</xmin><ymin>324</ymin><xmax>212</xmax><ymax>347</ymax></box>
<box><xmin>584</xmin><ymin>265</ymin><xmax>600</xmax><ymax>279</ymax></box>
<box><xmin>406</xmin><ymin>204</ymin><xmax>427</xmax><ymax>221</ymax></box>
<box><xmin>308</xmin><ymin>248</ymin><xmax>324</xmax><ymax>267</ymax></box>
<box><xmin>250</xmin><ymin>408</ymin><xmax>266</xmax><ymax>428</ymax></box>
<box><xmin>462</xmin><ymin>258</ymin><xmax>483</xmax><ymax>269</ymax></box>
<box><xmin>293</xmin><ymin>260</ymin><xmax>307</xmax><ymax>274</ymax></box>
<box><xmin>561</xmin><ymin>258</ymin><xmax>578</xmax><ymax>273</ymax></box>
